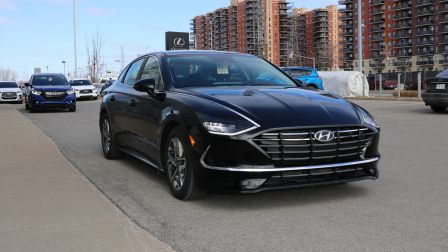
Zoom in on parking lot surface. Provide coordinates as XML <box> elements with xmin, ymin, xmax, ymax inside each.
<box><xmin>18</xmin><ymin>100</ymin><xmax>448</xmax><ymax>252</ymax></box>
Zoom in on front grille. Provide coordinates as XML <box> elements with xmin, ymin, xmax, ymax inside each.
<box><xmin>252</xmin><ymin>127</ymin><xmax>376</xmax><ymax>167</ymax></box>
<box><xmin>1</xmin><ymin>92</ymin><xmax>17</xmax><ymax>99</ymax></box>
<box><xmin>42</xmin><ymin>92</ymin><xmax>67</xmax><ymax>101</ymax></box>
<box><xmin>80</xmin><ymin>89</ymin><xmax>92</xmax><ymax>94</ymax></box>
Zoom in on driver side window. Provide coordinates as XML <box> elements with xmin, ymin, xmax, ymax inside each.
<box><xmin>123</xmin><ymin>59</ymin><xmax>145</xmax><ymax>86</ymax></box>
<box><xmin>140</xmin><ymin>56</ymin><xmax>163</xmax><ymax>90</ymax></box>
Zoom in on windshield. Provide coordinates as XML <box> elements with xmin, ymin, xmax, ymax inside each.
<box><xmin>32</xmin><ymin>75</ymin><xmax>68</xmax><ymax>86</ymax></box>
<box><xmin>0</xmin><ymin>82</ymin><xmax>18</xmax><ymax>88</ymax></box>
<box><xmin>166</xmin><ymin>54</ymin><xmax>298</xmax><ymax>89</ymax></box>
<box><xmin>70</xmin><ymin>80</ymin><xmax>92</xmax><ymax>86</ymax></box>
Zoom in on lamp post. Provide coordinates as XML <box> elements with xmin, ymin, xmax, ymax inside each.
<box><xmin>61</xmin><ymin>60</ymin><xmax>66</xmax><ymax>76</ymax></box>
<box><xmin>73</xmin><ymin>0</ymin><xmax>78</xmax><ymax>78</ymax></box>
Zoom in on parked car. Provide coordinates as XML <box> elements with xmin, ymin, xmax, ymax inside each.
<box><xmin>99</xmin><ymin>51</ymin><xmax>380</xmax><ymax>200</ymax></box>
<box><xmin>280</xmin><ymin>66</ymin><xmax>324</xmax><ymax>90</ymax></box>
<box><xmin>422</xmin><ymin>69</ymin><xmax>448</xmax><ymax>112</ymax></box>
<box><xmin>0</xmin><ymin>81</ymin><xmax>23</xmax><ymax>104</ymax></box>
<box><xmin>382</xmin><ymin>80</ymin><xmax>398</xmax><ymax>90</ymax></box>
<box><xmin>24</xmin><ymin>73</ymin><xmax>76</xmax><ymax>112</ymax></box>
<box><xmin>69</xmin><ymin>79</ymin><xmax>98</xmax><ymax>100</ymax></box>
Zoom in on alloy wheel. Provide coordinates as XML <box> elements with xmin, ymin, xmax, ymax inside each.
<box><xmin>101</xmin><ymin>118</ymin><xmax>111</xmax><ymax>153</ymax></box>
<box><xmin>167</xmin><ymin>137</ymin><xmax>187</xmax><ymax>191</ymax></box>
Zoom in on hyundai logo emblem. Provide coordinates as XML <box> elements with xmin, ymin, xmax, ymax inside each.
<box><xmin>314</xmin><ymin>130</ymin><xmax>335</xmax><ymax>143</ymax></box>
<box><xmin>173</xmin><ymin>38</ymin><xmax>186</xmax><ymax>47</ymax></box>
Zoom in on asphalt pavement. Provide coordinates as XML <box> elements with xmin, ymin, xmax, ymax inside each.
<box><xmin>17</xmin><ymin>99</ymin><xmax>448</xmax><ymax>252</ymax></box>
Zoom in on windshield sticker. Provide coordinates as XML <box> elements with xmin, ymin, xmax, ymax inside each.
<box><xmin>217</xmin><ymin>64</ymin><xmax>229</xmax><ymax>75</ymax></box>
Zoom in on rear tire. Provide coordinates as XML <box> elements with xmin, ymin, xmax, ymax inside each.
<box><xmin>164</xmin><ymin>127</ymin><xmax>204</xmax><ymax>200</ymax></box>
<box><xmin>100</xmin><ymin>114</ymin><xmax>123</xmax><ymax>159</ymax></box>
<box><xmin>431</xmin><ymin>105</ymin><xmax>447</xmax><ymax>113</ymax></box>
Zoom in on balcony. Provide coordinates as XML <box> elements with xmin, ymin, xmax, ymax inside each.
<box><xmin>394</xmin><ymin>13</ymin><xmax>412</xmax><ymax>20</ymax></box>
<box><xmin>416</xmin><ymin>19</ymin><xmax>435</xmax><ymax>26</ymax></box>
<box><xmin>416</xmin><ymin>40</ymin><xmax>434</xmax><ymax>46</ymax></box>
<box><xmin>416</xmin><ymin>60</ymin><xmax>435</xmax><ymax>65</ymax></box>
<box><xmin>415</xmin><ymin>0</ymin><xmax>434</xmax><ymax>7</ymax></box>
<box><xmin>438</xmin><ymin>38</ymin><xmax>448</xmax><ymax>44</ymax></box>
<box><xmin>370</xmin><ymin>18</ymin><xmax>385</xmax><ymax>24</ymax></box>
<box><xmin>394</xmin><ymin>3</ymin><xmax>411</xmax><ymax>11</ymax></box>
<box><xmin>397</xmin><ymin>52</ymin><xmax>412</xmax><ymax>57</ymax></box>
<box><xmin>416</xmin><ymin>9</ymin><xmax>434</xmax><ymax>17</ymax></box>
<box><xmin>370</xmin><ymin>0</ymin><xmax>385</xmax><ymax>6</ymax></box>
<box><xmin>338</xmin><ymin>0</ymin><xmax>351</xmax><ymax>4</ymax></box>
<box><xmin>416</xmin><ymin>30</ymin><xmax>434</xmax><ymax>36</ymax></box>
<box><xmin>395</xmin><ymin>41</ymin><xmax>412</xmax><ymax>48</ymax></box>
<box><xmin>396</xmin><ymin>32</ymin><xmax>412</xmax><ymax>38</ymax></box>
<box><xmin>415</xmin><ymin>50</ymin><xmax>435</xmax><ymax>55</ymax></box>
<box><xmin>393</xmin><ymin>61</ymin><xmax>412</xmax><ymax>67</ymax></box>
<box><xmin>439</xmin><ymin>59</ymin><xmax>448</xmax><ymax>64</ymax></box>
<box><xmin>370</xmin><ymin>8</ymin><xmax>385</xmax><ymax>15</ymax></box>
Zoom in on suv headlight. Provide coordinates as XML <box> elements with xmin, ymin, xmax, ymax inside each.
<box><xmin>66</xmin><ymin>89</ymin><xmax>75</xmax><ymax>95</ymax></box>
<box><xmin>358</xmin><ymin>108</ymin><xmax>379</xmax><ymax>128</ymax></box>
<box><xmin>31</xmin><ymin>89</ymin><xmax>41</xmax><ymax>95</ymax></box>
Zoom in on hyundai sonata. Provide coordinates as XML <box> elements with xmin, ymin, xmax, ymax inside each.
<box><xmin>99</xmin><ymin>51</ymin><xmax>380</xmax><ymax>200</ymax></box>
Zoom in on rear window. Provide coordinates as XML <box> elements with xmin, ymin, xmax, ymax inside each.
<box><xmin>70</xmin><ymin>80</ymin><xmax>92</xmax><ymax>86</ymax></box>
<box><xmin>0</xmin><ymin>82</ymin><xmax>18</xmax><ymax>88</ymax></box>
<box><xmin>32</xmin><ymin>75</ymin><xmax>68</xmax><ymax>86</ymax></box>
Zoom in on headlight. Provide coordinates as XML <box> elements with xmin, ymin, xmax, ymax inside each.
<box><xmin>201</xmin><ymin>115</ymin><xmax>259</xmax><ymax>136</ymax></box>
<box><xmin>66</xmin><ymin>89</ymin><xmax>75</xmax><ymax>95</ymax></box>
<box><xmin>358</xmin><ymin>108</ymin><xmax>379</xmax><ymax>128</ymax></box>
<box><xmin>31</xmin><ymin>89</ymin><xmax>41</xmax><ymax>95</ymax></box>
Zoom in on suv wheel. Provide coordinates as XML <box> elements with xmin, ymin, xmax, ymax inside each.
<box><xmin>431</xmin><ymin>105</ymin><xmax>447</xmax><ymax>113</ymax></box>
<box><xmin>100</xmin><ymin>115</ymin><xmax>122</xmax><ymax>159</ymax></box>
<box><xmin>165</xmin><ymin>127</ymin><xmax>204</xmax><ymax>200</ymax></box>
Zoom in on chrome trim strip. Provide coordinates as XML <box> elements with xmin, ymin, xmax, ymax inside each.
<box><xmin>200</xmin><ymin>146</ymin><xmax>379</xmax><ymax>173</ymax></box>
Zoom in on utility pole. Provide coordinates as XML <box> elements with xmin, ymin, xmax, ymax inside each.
<box><xmin>73</xmin><ymin>0</ymin><xmax>78</xmax><ymax>78</ymax></box>
<box><xmin>61</xmin><ymin>60</ymin><xmax>66</xmax><ymax>76</ymax></box>
<box><xmin>357</xmin><ymin>0</ymin><xmax>363</xmax><ymax>73</ymax></box>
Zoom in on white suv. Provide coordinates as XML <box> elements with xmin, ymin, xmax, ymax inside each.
<box><xmin>0</xmin><ymin>81</ymin><xmax>23</xmax><ymax>103</ymax></box>
<box><xmin>69</xmin><ymin>79</ymin><xmax>98</xmax><ymax>100</ymax></box>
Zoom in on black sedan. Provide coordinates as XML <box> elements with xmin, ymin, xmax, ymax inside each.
<box><xmin>99</xmin><ymin>51</ymin><xmax>380</xmax><ymax>200</ymax></box>
<box><xmin>422</xmin><ymin>69</ymin><xmax>448</xmax><ymax>113</ymax></box>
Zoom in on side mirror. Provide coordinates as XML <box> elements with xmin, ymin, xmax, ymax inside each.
<box><xmin>134</xmin><ymin>78</ymin><xmax>155</xmax><ymax>93</ymax></box>
<box><xmin>24</xmin><ymin>82</ymin><xmax>31</xmax><ymax>87</ymax></box>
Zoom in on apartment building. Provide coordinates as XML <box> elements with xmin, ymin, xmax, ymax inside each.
<box><xmin>340</xmin><ymin>0</ymin><xmax>448</xmax><ymax>81</ymax></box>
<box><xmin>291</xmin><ymin>5</ymin><xmax>341</xmax><ymax>70</ymax></box>
<box><xmin>190</xmin><ymin>0</ymin><xmax>292</xmax><ymax>66</ymax></box>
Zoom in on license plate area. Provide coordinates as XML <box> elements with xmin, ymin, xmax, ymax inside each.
<box><xmin>436</xmin><ymin>84</ymin><xmax>446</xmax><ymax>90</ymax></box>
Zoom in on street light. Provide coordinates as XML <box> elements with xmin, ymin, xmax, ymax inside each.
<box><xmin>61</xmin><ymin>60</ymin><xmax>66</xmax><ymax>76</ymax></box>
<box><xmin>73</xmin><ymin>0</ymin><xmax>78</xmax><ymax>78</ymax></box>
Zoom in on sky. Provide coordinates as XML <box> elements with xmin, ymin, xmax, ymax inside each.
<box><xmin>0</xmin><ymin>0</ymin><xmax>337</xmax><ymax>79</ymax></box>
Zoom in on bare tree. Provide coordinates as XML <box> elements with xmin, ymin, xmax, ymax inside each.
<box><xmin>0</xmin><ymin>68</ymin><xmax>18</xmax><ymax>81</ymax></box>
<box><xmin>86</xmin><ymin>31</ymin><xmax>104</xmax><ymax>83</ymax></box>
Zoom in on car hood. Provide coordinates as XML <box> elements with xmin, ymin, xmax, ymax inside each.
<box><xmin>0</xmin><ymin>88</ymin><xmax>21</xmax><ymax>93</ymax></box>
<box><xmin>33</xmin><ymin>85</ymin><xmax>72</xmax><ymax>92</ymax></box>
<box><xmin>185</xmin><ymin>87</ymin><xmax>362</xmax><ymax>128</ymax></box>
<box><xmin>71</xmin><ymin>85</ymin><xmax>95</xmax><ymax>90</ymax></box>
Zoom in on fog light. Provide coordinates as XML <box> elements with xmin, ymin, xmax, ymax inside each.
<box><xmin>240</xmin><ymin>179</ymin><xmax>267</xmax><ymax>190</ymax></box>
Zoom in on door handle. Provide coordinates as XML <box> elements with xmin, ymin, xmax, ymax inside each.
<box><xmin>129</xmin><ymin>99</ymin><xmax>137</xmax><ymax>107</ymax></box>
<box><xmin>110</xmin><ymin>95</ymin><xmax>116</xmax><ymax>102</ymax></box>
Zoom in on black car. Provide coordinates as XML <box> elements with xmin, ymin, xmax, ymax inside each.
<box><xmin>422</xmin><ymin>69</ymin><xmax>448</xmax><ymax>112</ymax></box>
<box><xmin>99</xmin><ymin>51</ymin><xmax>380</xmax><ymax>200</ymax></box>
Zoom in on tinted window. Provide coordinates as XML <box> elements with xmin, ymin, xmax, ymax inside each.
<box><xmin>167</xmin><ymin>54</ymin><xmax>296</xmax><ymax>88</ymax></box>
<box><xmin>32</xmin><ymin>75</ymin><xmax>68</xmax><ymax>86</ymax></box>
<box><xmin>0</xmin><ymin>82</ymin><xmax>18</xmax><ymax>88</ymax></box>
<box><xmin>70</xmin><ymin>80</ymin><xmax>92</xmax><ymax>86</ymax></box>
<box><xmin>289</xmin><ymin>70</ymin><xmax>312</xmax><ymax>77</ymax></box>
<box><xmin>140</xmin><ymin>57</ymin><xmax>163</xmax><ymax>89</ymax></box>
<box><xmin>123</xmin><ymin>59</ymin><xmax>145</xmax><ymax>86</ymax></box>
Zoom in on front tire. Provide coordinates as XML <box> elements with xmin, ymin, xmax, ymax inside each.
<box><xmin>431</xmin><ymin>105</ymin><xmax>447</xmax><ymax>113</ymax></box>
<box><xmin>164</xmin><ymin>127</ymin><xmax>204</xmax><ymax>200</ymax></box>
<box><xmin>100</xmin><ymin>114</ymin><xmax>122</xmax><ymax>159</ymax></box>
<box><xmin>69</xmin><ymin>105</ymin><xmax>76</xmax><ymax>112</ymax></box>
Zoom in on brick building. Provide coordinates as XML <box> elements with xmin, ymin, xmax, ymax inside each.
<box><xmin>191</xmin><ymin>0</ymin><xmax>293</xmax><ymax>66</ymax></box>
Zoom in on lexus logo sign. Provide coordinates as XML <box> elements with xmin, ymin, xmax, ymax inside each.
<box><xmin>166</xmin><ymin>32</ymin><xmax>189</xmax><ymax>50</ymax></box>
<box><xmin>174</xmin><ymin>38</ymin><xmax>186</xmax><ymax>47</ymax></box>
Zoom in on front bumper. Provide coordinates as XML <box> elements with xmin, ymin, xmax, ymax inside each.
<box><xmin>76</xmin><ymin>92</ymin><xmax>97</xmax><ymax>99</ymax></box>
<box><xmin>422</xmin><ymin>92</ymin><xmax>448</xmax><ymax>107</ymax></box>
<box><xmin>0</xmin><ymin>94</ymin><xmax>23</xmax><ymax>102</ymax></box>
<box><xmin>193</xmin><ymin>125</ymin><xmax>380</xmax><ymax>192</ymax></box>
<box><xmin>29</xmin><ymin>94</ymin><xmax>76</xmax><ymax>108</ymax></box>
